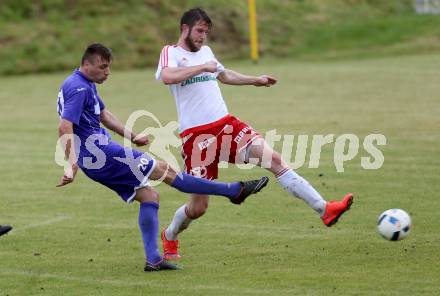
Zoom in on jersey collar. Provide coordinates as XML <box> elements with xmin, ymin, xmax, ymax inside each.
<box><xmin>176</xmin><ymin>45</ymin><xmax>201</xmax><ymax>54</ymax></box>
<box><xmin>74</xmin><ymin>69</ymin><xmax>93</xmax><ymax>83</ymax></box>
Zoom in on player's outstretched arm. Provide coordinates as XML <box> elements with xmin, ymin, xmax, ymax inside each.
<box><xmin>100</xmin><ymin>109</ymin><xmax>149</xmax><ymax>146</ymax></box>
<box><xmin>56</xmin><ymin>119</ymin><xmax>79</xmax><ymax>187</ymax></box>
<box><xmin>160</xmin><ymin>61</ymin><xmax>217</xmax><ymax>84</ymax></box>
<box><xmin>217</xmin><ymin>69</ymin><xmax>277</xmax><ymax>87</ymax></box>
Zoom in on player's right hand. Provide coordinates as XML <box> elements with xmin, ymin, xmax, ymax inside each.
<box><xmin>203</xmin><ymin>61</ymin><xmax>218</xmax><ymax>73</ymax></box>
<box><xmin>56</xmin><ymin>163</ymin><xmax>78</xmax><ymax>187</ymax></box>
<box><xmin>132</xmin><ymin>133</ymin><xmax>150</xmax><ymax>146</ymax></box>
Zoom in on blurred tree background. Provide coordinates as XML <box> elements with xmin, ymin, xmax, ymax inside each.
<box><xmin>1</xmin><ymin>0</ymin><xmax>440</xmax><ymax>75</ymax></box>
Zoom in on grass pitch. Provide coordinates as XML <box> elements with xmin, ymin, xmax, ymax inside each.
<box><xmin>0</xmin><ymin>54</ymin><xmax>439</xmax><ymax>295</ymax></box>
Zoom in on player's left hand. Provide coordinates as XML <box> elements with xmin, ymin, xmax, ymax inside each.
<box><xmin>254</xmin><ymin>75</ymin><xmax>277</xmax><ymax>87</ymax></box>
<box><xmin>132</xmin><ymin>134</ymin><xmax>150</xmax><ymax>146</ymax></box>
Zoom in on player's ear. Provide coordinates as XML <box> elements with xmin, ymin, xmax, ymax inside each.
<box><xmin>82</xmin><ymin>59</ymin><xmax>91</xmax><ymax>69</ymax></box>
<box><xmin>181</xmin><ymin>24</ymin><xmax>190</xmax><ymax>36</ymax></box>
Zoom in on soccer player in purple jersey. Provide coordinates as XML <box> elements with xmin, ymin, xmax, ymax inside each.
<box><xmin>56</xmin><ymin>43</ymin><xmax>268</xmax><ymax>272</ymax></box>
<box><xmin>0</xmin><ymin>225</ymin><xmax>12</xmax><ymax>237</ymax></box>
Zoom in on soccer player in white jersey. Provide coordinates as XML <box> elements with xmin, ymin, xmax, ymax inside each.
<box><xmin>155</xmin><ymin>8</ymin><xmax>354</xmax><ymax>260</ymax></box>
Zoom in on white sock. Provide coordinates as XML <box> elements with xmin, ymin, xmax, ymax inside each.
<box><xmin>165</xmin><ymin>205</ymin><xmax>193</xmax><ymax>240</ymax></box>
<box><xmin>276</xmin><ymin>169</ymin><xmax>327</xmax><ymax>215</ymax></box>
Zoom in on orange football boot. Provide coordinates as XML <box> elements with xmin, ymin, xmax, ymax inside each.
<box><xmin>321</xmin><ymin>193</ymin><xmax>354</xmax><ymax>227</ymax></box>
<box><xmin>161</xmin><ymin>229</ymin><xmax>181</xmax><ymax>260</ymax></box>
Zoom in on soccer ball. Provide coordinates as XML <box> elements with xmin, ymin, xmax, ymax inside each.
<box><xmin>377</xmin><ymin>209</ymin><xmax>411</xmax><ymax>241</ymax></box>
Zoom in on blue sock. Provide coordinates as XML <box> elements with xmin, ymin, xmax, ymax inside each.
<box><xmin>171</xmin><ymin>173</ymin><xmax>241</xmax><ymax>198</ymax></box>
<box><xmin>138</xmin><ymin>202</ymin><xmax>162</xmax><ymax>265</ymax></box>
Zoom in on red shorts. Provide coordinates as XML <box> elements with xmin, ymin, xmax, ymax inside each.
<box><xmin>181</xmin><ymin>115</ymin><xmax>260</xmax><ymax>180</ymax></box>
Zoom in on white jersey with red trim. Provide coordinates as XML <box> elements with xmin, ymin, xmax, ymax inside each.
<box><xmin>155</xmin><ymin>45</ymin><xmax>228</xmax><ymax>134</ymax></box>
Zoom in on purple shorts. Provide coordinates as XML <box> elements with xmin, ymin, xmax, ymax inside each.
<box><xmin>80</xmin><ymin>141</ymin><xmax>156</xmax><ymax>202</ymax></box>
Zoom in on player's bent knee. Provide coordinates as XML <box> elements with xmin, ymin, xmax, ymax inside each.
<box><xmin>187</xmin><ymin>206</ymin><xmax>207</xmax><ymax>219</ymax></box>
<box><xmin>134</xmin><ymin>187</ymin><xmax>160</xmax><ymax>203</ymax></box>
<box><xmin>151</xmin><ymin>160</ymin><xmax>167</xmax><ymax>176</ymax></box>
<box><xmin>150</xmin><ymin>160</ymin><xmax>176</xmax><ymax>184</ymax></box>
<box><xmin>187</xmin><ymin>197</ymin><xmax>209</xmax><ymax>219</ymax></box>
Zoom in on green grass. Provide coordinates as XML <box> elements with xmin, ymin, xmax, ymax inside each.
<box><xmin>1</xmin><ymin>54</ymin><xmax>440</xmax><ymax>295</ymax></box>
<box><xmin>3</xmin><ymin>0</ymin><xmax>440</xmax><ymax>75</ymax></box>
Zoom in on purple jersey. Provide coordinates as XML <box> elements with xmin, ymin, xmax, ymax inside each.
<box><xmin>57</xmin><ymin>69</ymin><xmax>156</xmax><ymax>202</ymax></box>
<box><xmin>57</xmin><ymin>70</ymin><xmax>109</xmax><ymax>140</ymax></box>
<box><xmin>57</xmin><ymin>70</ymin><xmax>111</xmax><ymax>167</ymax></box>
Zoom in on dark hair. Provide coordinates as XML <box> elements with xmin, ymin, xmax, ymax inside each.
<box><xmin>81</xmin><ymin>43</ymin><xmax>113</xmax><ymax>65</ymax></box>
<box><xmin>180</xmin><ymin>8</ymin><xmax>212</xmax><ymax>31</ymax></box>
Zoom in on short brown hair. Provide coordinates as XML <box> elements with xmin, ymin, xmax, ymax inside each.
<box><xmin>180</xmin><ymin>8</ymin><xmax>212</xmax><ymax>31</ymax></box>
<box><xmin>81</xmin><ymin>43</ymin><xmax>113</xmax><ymax>65</ymax></box>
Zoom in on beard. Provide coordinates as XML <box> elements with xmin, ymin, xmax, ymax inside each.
<box><xmin>184</xmin><ymin>36</ymin><xmax>199</xmax><ymax>52</ymax></box>
<box><xmin>184</xmin><ymin>29</ymin><xmax>200</xmax><ymax>52</ymax></box>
